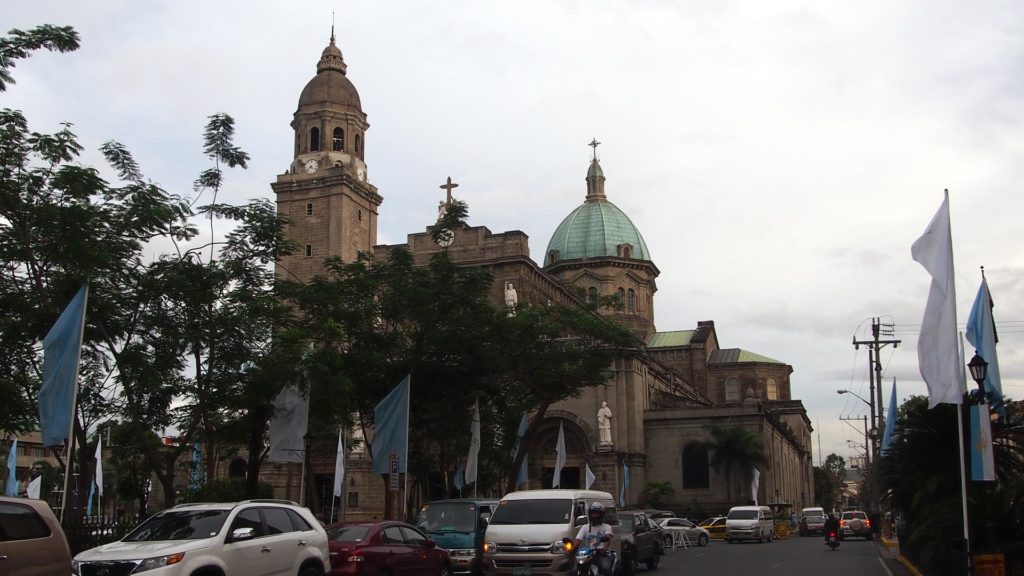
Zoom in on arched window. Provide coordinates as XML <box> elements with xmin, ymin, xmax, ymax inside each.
<box><xmin>766</xmin><ymin>378</ymin><xmax>779</xmax><ymax>401</ymax></box>
<box><xmin>228</xmin><ymin>458</ymin><xmax>247</xmax><ymax>479</ymax></box>
<box><xmin>548</xmin><ymin>250</ymin><xmax>560</xmax><ymax>264</ymax></box>
<box><xmin>617</xmin><ymin>288</ymin><xmax>625</xmax><ymax>308</ymax></box>
<box><xmin>588</xmin><ymin>287</ymin><xmax>598</xmax><ymax>303</ymax></box>
<box><xmin>682</xmin><ymin>444</ymin><xmax>710</xmax><ymax>489</ymax></box>
<box><xmin>627</xmin><ymin>289</ymin><xmax>636</xmax><ymax>314</ymax></box>
<box><xmin>725</xmin><ymin>378</ymin><xmax>740</xmax><ymax>402</ymax></box>
<box><xmin>310</xmin><ymin>127</ymin><xmax>320</xmax><ymax>152</ymax></box>
<box><xmin>333</xmin><ymin>127</ymin><xmax>344</xmax><ymax>151</ymax></box>
<box><xmin>355</xmin><ymin>133</ymin><xmax>361</xmax><ymax>155</ymax></box>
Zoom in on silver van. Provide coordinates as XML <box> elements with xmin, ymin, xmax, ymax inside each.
<box><xmin>482</xmin><ymin>489</ymin><xmax>620</xmax><ymax>575</ymax></box>
<box><xmin>725</xmin><ymin>505</ymin><xmax>774</xmax><ymax>543</ymax></box>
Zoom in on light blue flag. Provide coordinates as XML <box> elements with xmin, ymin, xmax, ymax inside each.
<box><xmin>517</xmin><ymin>454</ymin><xmax>528</xmax><ymax>486</ymax></box>
<box><xmin>190</xmin><ymin>441</ymin><xmax>203</xmax><ymax>490</ymax></box>
<box><xmin>86</xmin><ymin>477</ymin><xmax>96</xmax><ymax>515</ymax></box>
<box><xmin>40</xmin><ymin>284</ymin><xmax>89</xmax><ymax>447</ymax></box>
<box><xmin>372</xmin><ymin>375</ymin><xmax>410</xmax><ymax>474</ymax></box>
<box><xmin>970</xmin><ymin>404</ymin><xmax>996</xmax><ymax>481</ymax></box>
<box><xmin>880</xmin><ymin>382</ymin><xmax>898</xmax><ymax>455</ymax></box>
<box><xmin>966</xmin><ymin>277</ymin><xmax>1006</xmax><ymax>421</ymax></box>
<box><xmin>4</xmin><ymin>439</ymin><xmax>18</xmax><ymax>496</ymax></box>
<box><xmin>513</xmin><ymin>413</ymin><xmax>529</xmax><ymax>486</ymax></box>
<box><xmin>619</xmin><ymin>461</ymin><xmax>629</xmax><ymax>507</ymax></box>
<box><xmin>453</xmin><ymin>466</ymin><xmax>465</xmax><ymax>490</ymax></box>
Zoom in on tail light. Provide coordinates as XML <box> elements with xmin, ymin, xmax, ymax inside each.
<box><xmin>839</xmin><ymin>520</ymin><xmax>846</xmax><ymax>527</ymax></box>
<box><xmin>865</xmin><ymin>519</ymin><xmax>871</xmax><ymax>527</ymax></box>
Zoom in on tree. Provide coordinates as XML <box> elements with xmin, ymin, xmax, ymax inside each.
<box><xmin>641</xmin><ymin>481</ymin><xmax>676</xmax><ymax>509</ymax></box>
<box><xmin>702</xmin><ymin>425</ymin><xmax>769</xmax><ymax>505</ymax></box>
<box><xmin>0</xmin><ymin>24</ymin><xmax>79</xmax><ymax>93</ymax></box>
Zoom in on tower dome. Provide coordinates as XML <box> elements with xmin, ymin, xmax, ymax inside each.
<box><xmin>296</xmin><ymin>32</ymin><xmax>362</xmax><ymax>112</ymax></box>
<box><xmin>544</xmin><ymin>158</ymin><xmax>651</xmax><ymax>266</ymax></box>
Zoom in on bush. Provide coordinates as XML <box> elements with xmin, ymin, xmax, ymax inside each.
<box><xmin>179</xmin><ymin>478</ymin><xmax>273</xmax><ymax>503</ymax></box>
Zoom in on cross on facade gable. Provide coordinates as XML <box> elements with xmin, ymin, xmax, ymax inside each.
<box><xmin>589</xmin><ymin>138</ymin><xmax>601</xmax><ymax>160</ymax></box>
<box><xmin>440</xmin><ymin>176</ymin><xmax>459</xmax><ymax>205</ymax></box>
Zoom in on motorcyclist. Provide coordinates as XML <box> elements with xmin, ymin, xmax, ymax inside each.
<box><xmin>823</xmin><ymin>512</ymin><xmax>840</xmax><ymax>543</ymax></box>
<box><xmin>573</xmin><ymin>502</ymin><xmax>614</xmax><ymax>576</ymax></box>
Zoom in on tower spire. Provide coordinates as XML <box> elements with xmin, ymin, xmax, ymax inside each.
<box><xmin>331</xmin><ymin>11</ymin><xmax>336</xmax><ymax>43</ymax></box>
<box><xmin>585</xmin><ymin>138</ymin><xmax>606</xmax><ymax>202</ymax></box>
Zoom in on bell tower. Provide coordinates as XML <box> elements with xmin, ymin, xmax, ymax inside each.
<box><xmin>273</xmin><ymin>31</ymin><xmax>382</xmax><ymax>283</ymax></box>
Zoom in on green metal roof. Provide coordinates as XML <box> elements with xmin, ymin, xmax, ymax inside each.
<box><xmin>708</xmin><ymin>348</ymin><xmax>785</xmax><ymax>365</ymax></box>
<box><xmin>544</xmin><ymin>199</ymin><xmax>650</xmax><ymax>265</ymax></box>
<box><xmin>646</xmin><ymin>331</ymin><xmax>696</xmax><ymax>348</ymax></box>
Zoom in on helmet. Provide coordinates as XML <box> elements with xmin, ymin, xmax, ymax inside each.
<box><xmin>827</xmin><ymin>512</ymin><xmax>836</xmax><ymax>520</ymax></box>
<box><xmin>588</xmin><ymin>502</ymin><xmax>606</xmax><ymax>525</ymax></box>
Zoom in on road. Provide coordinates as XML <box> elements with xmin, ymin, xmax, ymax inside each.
<box><xmin>648</xmin><ymin>534</ymin><xmax>912</xmax><ymax>576</ymax></box>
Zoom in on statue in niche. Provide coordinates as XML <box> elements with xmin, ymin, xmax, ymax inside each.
<box><xmin>597</xmin><ymin>401</ymin><xmax>613</xmax><ymax>446</ymax></box>
<box><xmin>504</xmin><ymin>282</ymin><xmax>518</xmax><ymax>316</ymax></box>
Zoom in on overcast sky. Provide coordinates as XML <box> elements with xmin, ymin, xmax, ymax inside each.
<box><xmin>6</xmin><ymin>0</ymin><xmax>1023</xmax><ymax>466</ymax></box>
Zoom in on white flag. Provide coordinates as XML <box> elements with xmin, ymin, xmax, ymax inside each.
<box><xmin>333</xmin><ymin>429</ymin><xmax>345</xmax><ymax>498</ymax></box>
<box><xmin>553</xmin><ymin>422</ymin><xmax>566</xmax><ymax>488</ymax></box>
<box><xmin>585</xmin><ymin>463</ymin><xmax>596</xmax><ymax>489</ymax></box>
<box><xmin>268</xmin><ymin>386</ymin><xmax>309</xmax><ymax>463</ymax></box>
<box><xmin>27</xmin><ymin>475</ymin><xmax>41</xmax><ymax>499</ymax></box>
<box><xmin>95</xmin><ymin>435</ymin><xmax>104</xmax><ymax>497</ymax></box>
<box><xmin>751</xmin><ymin>467</ymin><xmax>760</xmax><ymax>505</ymax></box>
<box><xmin>465</xmin><ymin>400</ymin><xmax>481</xmax><ymax>485</ymax></box>
<box><xmin>911</xmin><ymin>192</ymin><xmax>964</xmax><ymax>407</ymax></box>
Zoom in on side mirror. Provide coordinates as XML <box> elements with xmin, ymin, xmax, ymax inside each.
<box><xmin>230</xmin><ymin>527</ymin><xmax>255</xmax><ymax>542</ymax></box>
<box><xmin>574</xmin><ymin>515</ymin><xmax>588</xmax><ymax>528</ymax></box>
<box><xmin>426</xmin><ymin>538</ymin><xmax>437</xmax><ymax>548</ymax></box>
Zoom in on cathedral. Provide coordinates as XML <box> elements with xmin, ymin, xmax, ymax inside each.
<box><xmin>269</xmin><ymin>33</ymin><xmax>815</xmax><ymax>519</ymax></box>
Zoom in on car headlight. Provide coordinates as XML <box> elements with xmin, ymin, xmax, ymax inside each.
<box><xmin>71</xmin><ymin>560</ymin><xmax>80</xmax><ymax>576</ymax></box>
<box><xmin>483</xmin><ymin>541</ymin><xmax>498</xmax><ymax>554</ymax></box>
<box><xmin>552</xmin><ymin>540</ymin><xmax>570</xmax><ymax>553</ymax></box>
<box><xmin>135</xmin><ymin>552</ymin><xmax>186</xmax><ymax>572</ymax></box>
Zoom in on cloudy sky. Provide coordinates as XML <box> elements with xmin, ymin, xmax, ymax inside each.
<box><xmin>6</xmin><ymin>1</ymin><xmax>1023</xmax><ymax>465</ymax></box>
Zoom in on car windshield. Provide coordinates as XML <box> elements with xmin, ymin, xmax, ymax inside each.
<box><xmin>488</xmin><ymin>499</ymin><xmax>572</xmax><ymax>525</ymax></box>
<box><xmin>843</xmin><ymin>512</ymin><xmax>867</xmax><ymax>520</ymax></box>
<box><xmin>417</xmin><ymin>502</ymin><xmax>478</xmax><ymax>533</ymax></box>
<box><xmin>806</xmin><ymin>516</ymin><xmax>824</xmax><ymax>523</ymax></box>
<box><xmin>327</xmin><ymin>526</ymin><xmax>370</xmax><ymax>542</ymax></box>
<box><xmin>727</xmin><ymin>510</ymin><xmax>758</xmax><ymax>520</ymax></box>
<box><xmin>620</xmin><ymin>516</ymin><xmax>636</xmax><ymax>530</ymax></box>
<box><xmin>122</xmin><ymin>510</ymin><xmax>230</xmax><ymax>542</ymax></box>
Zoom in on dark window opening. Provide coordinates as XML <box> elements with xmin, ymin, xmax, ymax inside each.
<box><xmin>348</xmin><ymin>492</ymin><xmax>358</xmax><ymax>508</ymax></box>
<box><xmin>617</xmin><ymin>288</ymin><xmax>625</xmax><ymax>308</ymax></box>
<box><xmin>358</xmin><ymin>209</ymin><xmax>362</xmax><ymax>222</ymax></box>
<box><xmin>682</xmin><ymin>444</ymin><xmax>710</xmax><ymax>489</ymax></box>
<box><xmin>354</xmin><ymin>134</ymin><xmax>361</xmax><ymax>155</ymax></box>
<box><xmin>306</xmin><ymin>203</ymin><xmax>313</xmax><ymax>216</ymax></box>
<box><xmin>588</xmin><ymin>287</ymin><xmax>598</xmax><ymax>303</ymax></box>
<box><xmin>228</xmin><ymin>458</ymin><xmax>247</xmax><ymax>479</ymax></box>
<box><xmin>332</xmin><ymin>127</ymin><xmax>344</xmax><ymax>151</ymax></box>
<box><xmin>310</xmin><ymin>127</ymin><xmax>320</xmax><ymax>152</ymax></box>
<box><xmin>627</xmin><ymin>289</ymin><xmax>636</xmax><ymax>313</ymax></box>
<box><xmin>548</xmin><ymin>250</ymin><xmax>560</xmax><ymax>264</ymax></box>
<box><xmin>305</xmin><ymin>244</ymin><xmax>312</xmax><ymax>257</ymax></box>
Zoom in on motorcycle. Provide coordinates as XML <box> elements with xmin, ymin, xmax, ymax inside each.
<box><xmin>562</xmin><ymin>537</ymin><xmax>614</xmax><ymax>576</ymax></box>
<box><xmin>826</xmin><ymin>531</ymin><xmax>839</xmax><ymax>550</ymax></box>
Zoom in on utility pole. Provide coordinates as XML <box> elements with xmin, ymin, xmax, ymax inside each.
<box><xmin>839</xmin><ymin>415</ymin><xmax>870</xmax><ymax>469</ymax></box>
<box><xmin>852</xmin><ymin>318</ymin><xmax>901</xmax><ymax>461</ymax></box>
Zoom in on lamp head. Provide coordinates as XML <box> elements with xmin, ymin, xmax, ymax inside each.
<box><xmin>967</xmin><ymin>353</ymin><xmax>988</xmax><ymax>384</ymax></box>
<box><xmin>837</xmin><ymin>389</ymin><xmax>848</xmax><ymax>395</ymax></box>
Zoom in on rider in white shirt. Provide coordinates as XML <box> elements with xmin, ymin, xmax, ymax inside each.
<box><xmin>573</xmin><ymin>502</ymin><xmax>614</xmax><ymax>576</ymax></box>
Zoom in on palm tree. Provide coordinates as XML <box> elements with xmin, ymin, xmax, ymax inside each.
<box><xmin>702</xmin><ymin>425</ymin><xmax>769</xmax><ymax>505</ymax></box>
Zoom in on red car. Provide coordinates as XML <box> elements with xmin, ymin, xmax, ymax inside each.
<box><xmin>327</xmin><ymin>520</ymin><xmax>453</xmax><ymax>576</ymax></box>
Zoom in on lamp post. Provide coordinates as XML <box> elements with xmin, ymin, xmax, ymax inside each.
<box><xmin>967</xmin><ymin>353</ymin><xmax>998</xmax><ymax>552</ymax></box>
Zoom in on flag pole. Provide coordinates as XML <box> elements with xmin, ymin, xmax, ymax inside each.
<box><xmin>403</xmin><ymin>375</ymin><xmax>410</xmax><ymax>522</ymax></box>
<box><xmin>957</xmin><ymin>333</ymin><xmax>971</xmax><ymax>575</ymax></box>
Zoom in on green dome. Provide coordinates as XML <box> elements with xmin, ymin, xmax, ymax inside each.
<box><xmin>544</xmin><ymin>199</ymin><xmax>650</xmax><ymax>265</ymax></box>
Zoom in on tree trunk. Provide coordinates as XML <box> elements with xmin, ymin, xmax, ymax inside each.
<box><xmin>245</xmin><ymin>403</ymin><xmax>270</xmax><ymax>497</ymax></box>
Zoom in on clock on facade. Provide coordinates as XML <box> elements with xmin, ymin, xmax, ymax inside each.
<box><xmin>356</xmin><ymin>167</ymin><xmax>365</xmax><ymax>181</ymax></box>
<box><xmin>303</xmin><ymin>159</ymin><xmax>319</xmax><ymax>174</ymax></box>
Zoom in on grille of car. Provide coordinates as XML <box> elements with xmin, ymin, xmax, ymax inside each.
<box><xmin>495</xmin><ymin>543</ymin><xmax>553</xmax><ymax>553</ymax></box>
<box><xmin>81</xmin><ymin>561</ymin><xmax>139</xmax><ymax>576</ymax></box>
<box><xmin>494</xmin><ymin>559</ymin><xmax>552</xmax><ymax>568</ymax></box>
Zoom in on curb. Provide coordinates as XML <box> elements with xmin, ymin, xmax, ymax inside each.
<box><xmin>897</xmin><ymin>555</ymin><xmax>925</xmax><ymax>576</ymax></box>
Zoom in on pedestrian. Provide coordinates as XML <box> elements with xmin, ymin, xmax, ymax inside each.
<box><xmin>790</xmin><ymin>511</ymin><xmax>797</xmax><ymax>529</ymax></box>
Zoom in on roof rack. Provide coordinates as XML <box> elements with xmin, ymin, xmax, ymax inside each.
<box><xmin>171</xmin><ymin>502</ymin><xmax>232</xmax><ymax>508</ymax></box>
<box><xmin>240</xmin><ymin>499</ymin><xmax>301</xmax><ymax>506</ymax></box>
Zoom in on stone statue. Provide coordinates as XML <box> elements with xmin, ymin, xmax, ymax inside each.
<box><xmin>597</xmin><ymin>401</ymin><xmax>613</xmax><ymax>445</ymax></box>
<box><xmin>504</xmin><ymin>282</ymin><xmax>518</xmax><ymax>316</ymax></box>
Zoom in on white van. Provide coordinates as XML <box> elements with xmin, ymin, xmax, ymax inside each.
<box><xmin>725</xmin><ymin>505</ymin><xmax>774</xmax><ymax>543</ymax></box>
<box><xmin>482</xmin><ymin>489</ymin><xmax>620</xmax><ymax>575</ymax></box>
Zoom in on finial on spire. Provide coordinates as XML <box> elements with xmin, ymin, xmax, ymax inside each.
<box><xmin>981</xmin><ymin>265</ymin><xmax>986</xmax><ymax>280</ymax></box>
<box><xmin>588</xmin><ymin>138</ymin><xmax>601</xmax><ymax>160</ymax></box>
<box><xmin>331</xmin><ymin>12</ymin><xmax>336</xmax><ymax>43</ymax></box>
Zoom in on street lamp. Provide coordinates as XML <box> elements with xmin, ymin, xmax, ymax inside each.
<box><xmin>967</xmin><ymin>353</ymin><xmax>988</xmax><ymax>397</ymax></box>
<box><xmin>967</xmin><ymin>352</ymin><xmax>998</xmax><ymax>551</ymax></box>
<box><xmin>838</xmin><ymin>389</ymin><xmax>880</xmax><ymax>442</ymax></box>
<box><xmin>837</xmin><ymin>389</ymin><xmax>870</xmax><ymax>407</ymax></box>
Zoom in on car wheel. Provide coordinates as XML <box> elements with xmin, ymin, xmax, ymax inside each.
<box><xmin>439</xmin><ymin>564</ymin><xmax>453</xmax><ymax>576</ymax></box>
<box><xmin>646</xmin><ymin>551</ymin><xmax>661</xmax><ymax>571</ymax></box>
<box><xmin>298</xmin><ymin>565</ymin><xmax>323</xmax><ymax>576</ymax></box>
<box><xmin>620</xmin><ymin>552</ymin><xmax>636</xmax><ymax>575</ymax></box>
<box><xmin>665</xmin><ymin>534</ymin><xmax>673</xmax><ymax>549</ymax></box>
<box><xmin>768</xmin><ymin>529</ymin><xmax>774</xmax><ymax>542</ymax></box>
<box><xmin>698</xmin><ymin>534</ymin><xmax>708</xmax><ymax>546</ymax></box>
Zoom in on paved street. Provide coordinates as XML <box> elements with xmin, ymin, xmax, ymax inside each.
<box><xmin>650</xmin><ymin>535</ymin><xmax>912</xmax><ymax>576</ymax></box>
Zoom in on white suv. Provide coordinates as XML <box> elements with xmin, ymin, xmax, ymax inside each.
<box><xmin>72</xmin><ymin>499</ymin><xmax>329</xmax><ymax>576</ymax></box>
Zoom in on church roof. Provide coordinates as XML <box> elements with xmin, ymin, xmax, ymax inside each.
<box><xmin>708</xmin><ymin>348</ymin><xmax>785</xmax><ymax>365</ymax></box>
<box><xmin>297</xmin><ymin>34</ymin><xmax>362</xmax><ymax>111</ymax></box>
<box><xmin>646</xmin><ymin>331</ymin><xmax>696</xmax><ymax>348</ymax></box>
<box><xmin>544</xmin><ymin>158</ymin><xmax>650</xmax><ymax>266</ymax></box>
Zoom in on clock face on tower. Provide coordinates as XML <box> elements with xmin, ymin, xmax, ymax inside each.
<box><xmin>357</xmin><ymin>167</ymin><xmax>365</xmax><ymax>181</ymax></box>
<box><xmin>303</xmin><ymin>159</ymin><xmax>319</xmax><ymax>174</ymax></box>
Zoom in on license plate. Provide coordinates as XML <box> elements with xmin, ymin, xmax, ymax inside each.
<box><xmin>513</xmin><ymin>565</ymin><xmax>533</xmax><ymax>576</ymax></box>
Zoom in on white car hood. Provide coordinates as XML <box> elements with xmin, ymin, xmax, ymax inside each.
<box><xmin>76</xmin><ymin>538</ymin><xmax>214</xmax><ymax>561</ymax></box>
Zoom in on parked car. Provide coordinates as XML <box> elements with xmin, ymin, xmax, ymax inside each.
<box><xmin>643</xmin><ymin>509</ymin><xmax>676</xmax><ymax>521</ymax></box>
<box><xmin>839</xmin><ymin>511</ymin><xmax>872</xmax><ymax>540</ymax></box>
<box><xmin>698</xmin><ymin>516</ymin><xmax>727</xmax><ymax>541</ymax></box>
<box><xmin>327</xmin><ymin>520</ymin><xmax>453</xmax><ymax>576</ymax></box>
<box><xmin>417</xmin><ymin>499</ymin><xmax>497</xmax><ymax>575</ymax></box>
<box><xmin>798</xmin><ymin>513</ymin><xmax>826</xmax><ymax>536</ymax></box>
<box><xmin>72</xmin><ymin>499</ymin><xmax>329</xmax><ymax>576</ymax></box>
<box><xmin>659</xmin><ymin>517</ymin><xmax>710</xmax><ymax>547</ymax></box>
<box><xmin>0</xmin><ymin>496</ymin><xmax>72</xmax><ymax>576</ymax></box>
<box><xmin>725</xmin><ymin>505</ymin><xmax>774</xmax><ymax>543</ymax></box>
<box><xmin>618</xmin><ymin>510</ymin><xmax>662</xmax><ymax>573</ymax></box>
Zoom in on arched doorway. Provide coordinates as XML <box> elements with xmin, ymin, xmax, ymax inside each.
<box><xmin>532</xmin><ymin>418</ymin><xmax>589</xmax><ymax>489</ymax></box>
